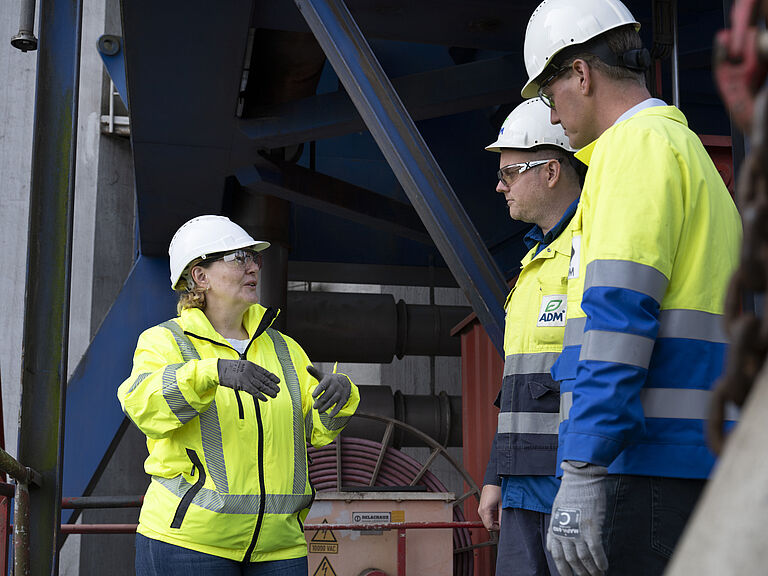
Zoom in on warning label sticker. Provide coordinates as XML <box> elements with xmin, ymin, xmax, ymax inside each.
<box><xmin>312</xmin><ymin>556</ymin><xmax>338</xmax><ymax>576</ymax></box>
<box><xmin>309</xmin><ymin>519</ymin><xmax>338</xmax><ymax>554</ymax></box>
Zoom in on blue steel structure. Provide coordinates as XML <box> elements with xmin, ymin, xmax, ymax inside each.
<box><xmin>32</xmin><ymin>0</ymin><xmax>736</xmax><ymax>572</ymax></box>
<box><xmin>96</xmin><ymin>34</ymin><xmax>127</xmax><ymax>107</ymax></box>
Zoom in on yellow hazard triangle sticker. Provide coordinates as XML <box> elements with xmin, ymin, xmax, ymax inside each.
<box><xmin>312</xmin><ymin>556</ymin><xmax>338</xmax><ymax>576</ymax></box>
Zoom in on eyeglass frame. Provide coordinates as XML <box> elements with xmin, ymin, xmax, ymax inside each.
<box><xmin>199</xmin><ymin>248</ymin><xmax>264</xmax><ymax>271</ymax></box>
<box><xmin>497</xmin><ymin>159</ymin><xmax>560</xmax><ymax>188</ymax></box>
<box><xmin>537</xmin><ymin>64</ymin><xmax>572</xmax><ymax>109</ymax></box>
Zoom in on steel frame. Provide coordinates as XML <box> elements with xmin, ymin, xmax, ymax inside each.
<box><xmin>293</xmin><ymin>0</ymin><xmax>508</xmax><ymax>352</ymax></box>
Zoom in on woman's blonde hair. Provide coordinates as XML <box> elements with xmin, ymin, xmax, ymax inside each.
<box><xmin>176</xmin><ymin>262</ymin><xmax>209</xmax><ymax>315</ymax></box>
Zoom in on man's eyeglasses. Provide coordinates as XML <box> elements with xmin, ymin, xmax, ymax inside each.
<box><xmin>537</xmin><ymin>65</ymin><xmax>571</xmax><ymax>109</ymax></box>
<box><xmin>497</xmin><ymin>159</ymin><xmax>560</xmax><ymax>187</ymax></box>
<box><xmin>206</xmin><ymin>249</ymin><xmax>263</xmax><ymax>270</ymax></box>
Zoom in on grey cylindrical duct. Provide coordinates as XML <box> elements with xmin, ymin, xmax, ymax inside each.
<box><xmin>286</xmin><ymin>291</ymin><xmax>469</xmax><ymax>362</ymax></box>
<box><xmin>343</xmin><ymin>385</ymin><xmax>463</xmax><ymax>447</ymax></box>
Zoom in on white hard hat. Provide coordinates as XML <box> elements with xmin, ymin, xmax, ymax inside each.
<box><xmin>486</xmin><ymin>98</ymin><xmax>575</xmax><ymax>153</ymax></box>
<box><xmin>521</xmin><ymin>0</ymin><xmax>640</xmax><ymax>98</ymax></box>
<box><xmin>168</xmin><ymin>215</ymin><xmax>270</xmax><ymax>290</ymax></box>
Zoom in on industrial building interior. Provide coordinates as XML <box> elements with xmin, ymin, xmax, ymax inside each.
<box><xmin>0</xmin><ymin>0</ymin><xmax>740</xmax><ymax>574</ymax></box>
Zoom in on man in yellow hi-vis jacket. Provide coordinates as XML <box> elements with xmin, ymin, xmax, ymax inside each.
<box><xmin>118</xmin><ymin>215</ymin><xmax>359</xmax><ymax>575</ymax></box>
<box><xmin>479</xmin><ymin>98</ymin><xmax>583</xmax><ymax>576</ymax></box>
<box><xmin>521</xmin><ymin>1</ymin><xmax>742</xmax><ymax>575</ymax></box>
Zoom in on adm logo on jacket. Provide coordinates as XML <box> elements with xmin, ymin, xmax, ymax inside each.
<box><xmin>538</xmin><ymin>294</ymin><xmax>567</xmax><ymax>327</ymax></box>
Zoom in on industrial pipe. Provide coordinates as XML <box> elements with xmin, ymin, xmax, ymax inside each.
<box><xmin>10</xmin><ymin>0</ymin><xmax>38</xmax><ymax>52</ymax></box>
<box><xmin>344</xmin><ymin>386</ymin><xmax>463</xmax><ymax>448</ymax></box>
<box><xmin>286</xmin><ymin>291</ymin><xmax>469</xmax><ymax>362</ymax></box>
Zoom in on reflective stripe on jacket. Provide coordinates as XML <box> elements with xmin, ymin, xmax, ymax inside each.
<box><xmin>117</xmin><ymin>304</ymin><xmax>360</xmax><ymax>562</ymax></box>
<box><xmin>551</xmin><ymin>106</ymin><xmax>742</xmax><ymax>478</ymax></box>
<box><xmin>485</xmin><ymin>225</ymin><xmax>572</xmax><ymax>480</ymax></box>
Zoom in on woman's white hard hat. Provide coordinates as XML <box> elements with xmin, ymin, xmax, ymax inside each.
<box><xmin>168</xmin><ymin>215</ymin><xmax>270</xmax><ymax>290</ymax></box>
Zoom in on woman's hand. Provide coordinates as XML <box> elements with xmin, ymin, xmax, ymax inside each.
<box><xmin>307</xmin><ymin>365</ymin><xmax>351</xmax><ymax>417</ymax></box>
<box><xmin>217</xmin><ymin>359</ymin><xmax>280</xmax><ymax>401</ymax></box>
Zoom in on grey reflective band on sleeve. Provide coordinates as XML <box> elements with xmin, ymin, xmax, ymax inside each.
<box><xmin>579</xmin><ymin>330</ymin><xmax>655</xmax><ymax>368</ymax></box>
<box><xmin>153</xmin><ymin>475</ymin><xmax>313</xmax><ymax>515</ymax></box>
<box><xmin>266</xmin><ymin>329</ymin><xmax>307</xmax><ymax>496</ymax></box>
<box><xmin>160</xmin><ymin>320</ymin><xmax>229</xmax><ymax>494</ymax></box>
<box><xmin>559</xmin><ymin>389</ymin><xmax>739</xmax><ymax>423</ymax></box>
<box><xmin>162</xmin><ymin>364</ymin><xmax>198</xmax><ymax>425</ymax></box>
<box><xmin>127</xmin><ymin>372</ymin><xmax>151</xmax><ymax>394</ymax></box>
<box><xmin>503</xmin><ymin>352</ymin><xmax>561</xmax><ymax>377</ymax></box>
<box><xmin>497</xmin><ymin>411</ymin><xmax>560</xmax><ymax>435</ymax></box>
<box><xmin>584</xmin><ymin>259</ymin><xmax>669</xmax><ymax>304</ymax></box>
<box><xmin>319</xmin><ymin>413</ymin><xmax>351</xmax><ymax>431</ymax></box>
<box><xmin>657</xmin><ymin>309</ymin><xmax>728</xmax><ymax>343</ymax></box>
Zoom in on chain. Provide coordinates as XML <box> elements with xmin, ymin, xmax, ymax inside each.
<box><xmin>709</xmin><ymin>64</ymin><xmax>768</xmax><ymax>454</ymax></box>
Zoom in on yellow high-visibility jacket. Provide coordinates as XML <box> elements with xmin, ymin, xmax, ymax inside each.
<box><xmin>118</xmin><ymin>304</ymin><xmax>359</xmax><ymax>562</ymax></box>
<box><xmin>552</xmin><ymin>105</ymin><xmax>741</xmax><ymax>478</ymax></box>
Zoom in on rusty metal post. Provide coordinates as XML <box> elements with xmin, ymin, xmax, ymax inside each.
<box><xmin>16</xmin><ymin>0</ymin><xmax>84</xmax><ymax>572</ymax></box>
<box><xmin>15</xmin><ymin>482</ymin><xmax>31</xmax><ymax>576</ymax></box>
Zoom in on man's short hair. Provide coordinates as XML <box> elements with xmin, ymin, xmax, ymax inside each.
<box><xmin>524</xmin><ymin>145</ymin><xmax>587</xmax><ymax>188</ymax></box>
<box><xmin>556</xmin><ymin>24</ymin><xmax>646</xmax><ymax>85</ymax></box>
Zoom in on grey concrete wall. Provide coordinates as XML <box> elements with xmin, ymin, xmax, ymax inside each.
<box><xmin>0</xmin><ymin>0</ymin><xmax>38</xmax><ymax>463</ymax></box>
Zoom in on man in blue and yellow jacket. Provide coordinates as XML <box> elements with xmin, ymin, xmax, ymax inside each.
<box><xmin>479</xmin><ymin>98</ymin><xmax>583</xmax><ymax>576</ymax></box>
<box><xmin>521</xmin><ymin>1</ymin><xmax>742</xmax><ymax>575</ymax></box>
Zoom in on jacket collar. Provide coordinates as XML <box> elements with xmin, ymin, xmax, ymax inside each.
<box><xmin>575</xmin><ymin>105</ymin><xmax>687</xmax><ymax>167</ymax></box>
<box><xmin>180</xmin><ymin>304</ymin><xmax>279</xmax><ymax>344</ymax></box>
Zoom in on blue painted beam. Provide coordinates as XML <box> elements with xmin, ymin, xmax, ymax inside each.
<box><xmin>97</xmin><ymin>34</ymin><xmax>128</xmax><ymax>108</ymax></box>
<box><xmin>240</xmin><ymin>55</ymin><xmax>523</xmax><ymax>148</ymax></box>
<box><xmin>62</xmin><ymin>256</ymin><xmax>176</xmax><ymax>523</ymax></box>
<box><xmin>294</xmin><ymin>0</ymin><xmax>507</xmax><ymax>353</ymax></box>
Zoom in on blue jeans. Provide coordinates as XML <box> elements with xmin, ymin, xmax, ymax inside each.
<box><xmin>496</xmin><ymin>508</ymin><xmax>560</xmax><ymax>576</ymax></box>
<box><xmin>135</xmin><ymin>534</ymin><xmax>308</xmax><ymax>576</ymax></box>
<box><xmin>601</xmin><ymin>475</ymin><xmax>705</xmax><ymax>576</ymax></box>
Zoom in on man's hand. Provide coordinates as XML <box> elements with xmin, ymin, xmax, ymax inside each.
<box><xmin>217</xmin><ymin>359</ymin><xmax>280</xmax><ymax>402</ymax></box>
<box><xmin>307</xmin><ymin>365</ymin><xmax>351</xmax><ymax>417</ymax></box>
<box><xmin>547</xmin><ymin>461</ymin><xmax>610</xmax><ymax>576</ymax></box>
<box><xmin>478</xmin><ymin>484</ymin><xmax>502</xmax><ymax>532</ymax></box>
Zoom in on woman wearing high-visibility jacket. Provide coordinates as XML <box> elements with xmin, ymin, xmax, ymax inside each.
<box><xmin>520</xmin><ymin>1</ymin><xmax>743</xmax><ymax>574</ymax></box>
<box><xmin>118</xmin><ymin>215</ymin><xmax>359</xmax><ymax>575</ymax></box>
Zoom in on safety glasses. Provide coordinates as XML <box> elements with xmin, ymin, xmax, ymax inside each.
<box><xmin>497</xmin><ymin>159</ymin><xmax>559</xmax><ymax>187</ymax></box>
<box><xmin>206</xmin><ymin>249</ymin><xmax>263</xmax><ymax>271</ymax></box>
<box><xmin>537</xmin><ymin>65</ymin><xmax>571</xmax><ymax>109</ymax></box>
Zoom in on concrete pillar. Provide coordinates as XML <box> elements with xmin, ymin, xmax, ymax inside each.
<box><xmin>665</xmin><ymin>366</ymin><xmax>768</xmax><ymax>575</ymax></box>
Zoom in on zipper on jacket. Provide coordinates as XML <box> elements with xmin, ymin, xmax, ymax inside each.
<box><xmin>243</xmin><ymin>396</ymin><xmax>268</xmax><ymax>563</ymax></box>
<box><xmin>171</xmin><ymin>449</ymin><xmax>206</xmax><ymax>529</ymax></box>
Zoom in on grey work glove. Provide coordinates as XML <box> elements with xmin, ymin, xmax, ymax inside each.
<box><xmin>217</xmin><ymin>359</ymin><xmax>280</xmax><ymax>402</ymax></box>
<box><xmin>547</xmin><ymin>461</ymin><xmax>610</xmax><ymax>576</ymax></box>
<box><xmin>307</xmin><ymin>365</ymin><xmax>351</xmax><ymax>418</ymax></box>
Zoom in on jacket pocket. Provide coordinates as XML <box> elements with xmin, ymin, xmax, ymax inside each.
<box><xmin>170</xmin><ymin>448</ymin><xmax>206</xmax><ymax>529</ymax></box>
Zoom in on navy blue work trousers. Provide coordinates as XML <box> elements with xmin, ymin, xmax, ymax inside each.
<box><xmin>496</xmin><ymin>507</ymin><xmax>560</xmax><ymax>576</ymax></box>
<box><xmin>135</xmin><ymin>534</ymin><xmax>308</xmax><ymax>576</ymax></box>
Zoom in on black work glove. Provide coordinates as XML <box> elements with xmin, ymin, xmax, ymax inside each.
<box><xmin>217</xmin><ymin>359</ymin><xmax>280</xmax><ymax>402</ymax></box>
<box><xmin>307</xmin><ymin>365</ymin><xmax>351</xmax><ymax>417</ymax></box>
